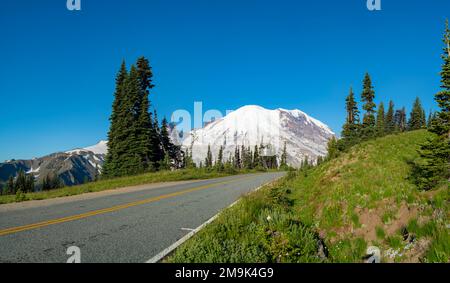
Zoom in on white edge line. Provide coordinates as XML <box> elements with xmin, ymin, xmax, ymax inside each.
<box><xmin>145</xmin><ymin>175</ymin><xmax>284</xmax><ymax>263</ymax></box>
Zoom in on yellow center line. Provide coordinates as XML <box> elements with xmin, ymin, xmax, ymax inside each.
<box><xmin>0</xmin><ymin>175</ymin><xmax>259</xmax><ymax>237</ymax></box>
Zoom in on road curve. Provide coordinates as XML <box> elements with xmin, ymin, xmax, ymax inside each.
<box><xmin>0</xmin><ymin>172</ymin><xmax>285</xmax><ymax>263</ymax></box>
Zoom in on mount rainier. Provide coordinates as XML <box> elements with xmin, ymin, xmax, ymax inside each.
<box><xmin>172</xmin><ymin>105</ymin><xmax>335</xmax><ymax>167</ymax></box>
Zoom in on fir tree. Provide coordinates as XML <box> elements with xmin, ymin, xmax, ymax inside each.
<box><xmin>375</xmin><ymin>101</ymin><xmax>385</xmax><ymax>137</ymax></box>
<box><xmin>117</xmin><ymin>65</ymin><xmax>144</xmax><ymax>175</ymax></box>
<box><xmin>385</xmin><ymin>100</ymin><xmax>395</xmax><ymax>134</ymax></box>
<box><xmin>205</xmin><ymin>145</ymin><xmax>213</xmax><ymax>168</ymax></box>
<box><xmin>430</xmin><ymin>19</ymin><xmax>450</xmax><ymax>137</ymax></box>
<box><xmin>136</xmin><ymin>57</ymin><xmax>155</xmax><ymax>170</ymax></box>
<box><xmin>427</xmin><ymin>111</ymin><xmax>437</xmax><ymax>129</ymax></box>
<box><xmin>394</xmin><ymin>107</ymin><xmax>407</xmax><ymax>132</ymax></box>
<box><xmin>15</xmin><ymin>170</ymin><xmax>27</xmax><ymax>193</ymax></box>
<box><xmin>216</xmin><ymin>146</ymin><xmax>224</xmax><ymax>171</ymax></box>
<box><xmin>241</xmin><ymin>145</ymin><xmax>247</xmax><ymax>168</ymax></box>
<box><xmin>244</xmin><ymin>146</ymin><xmax>253</xmax><ymax>169</ymax></box>
<box><xmin>103</xmin><ymin>61</ymin><xmax>128</xmax><ymax>177</ymax></box>
<box><xmin>42</xmin><ymin>173</ymin><xmax>62</xmax><ymax>191</ymax></box>
<box><xmin>408</xmin><ymin>97</ymin><xmax>426</xmax><ymax>130</ymax></box>
<box><xmin>341</xmin><ymin>87</ymin><xmax>360</xmax><ymax>147</ymax></box>
<box><xmin>26</xmin><ymin>174</ymin><xmax>34</xmax><ymax>193</ymax></box>
<box><xmin>413</xmin><ymin>20</ymin><xmax>450</xmax><ymax>190</ymax></box>
<box><xmin>253</xmin><ymin>145</ymin><xmax>262</xmax><ymax>169</ymax></box>
<box><xmin>7</xmin><ymin>175</ymin><xmax>14</xmax><ymax>195</ymax></box>
<box><xmin>234</xmin><ymin>146</ymin><xmax>241</xmax><ymax>169</ymax></box>
<box><xmin>326</xmin><ymin>137</ymin><xmax>339</xmax><ymax>160</ymax></box>
<box><xmin>361</xmin><ymin>73</ymin><xmax>377</xmax><ymax>139</ymax></box>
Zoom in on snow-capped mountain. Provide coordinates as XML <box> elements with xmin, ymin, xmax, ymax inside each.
<box><xmin>0</xmin><ymin>142</ymin><xmax>107</xmax><ymax>187</ymax></box>
<box><xmin>174</xmin><ymin>105</ymin><xmax>335</xmax><ymax>167</ymax></box>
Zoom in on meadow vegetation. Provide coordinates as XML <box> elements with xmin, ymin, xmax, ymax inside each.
<box><xmin>168</xmin><ymin>131</ymin><xmax>449</xmax><ymax>263</ymax></box>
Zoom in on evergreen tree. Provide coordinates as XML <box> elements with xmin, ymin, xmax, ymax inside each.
<box><xmin>183</xmin><ymin>148</ymin><xmax>195</xmax><ymax>169</ymax></box>
<box><xmin>136</xmin><ymin>57</ymin><xmax>155</xmax><ymax>170</ymax></box>
<box><xmin>216</xmin><ymin>146</ymin><xmax>224</xmax><ymax>171</ymax></box>
<box><xmin>413</xmin><ymin>20</ymin><xmax>450</xmax><ymax>190</ymax></box>
<box><xmin>234</xmin><ymin>146</ymin><xmax>241</xmax><ymax>169</ymax></box>
<box><xmin>341</xmin><ymin>87</ymin><xmax>360</xmax><ymax>147</ymax></box>
<box><xmin>103</xmin><ymin>61</ymin><xmax>128</xmax><ymax>177</ymax></box>
<box><xmin>326</xmin><ymin>137</ymin><xmax>339</xmax><ymax>160</ymax></box>
<box><xmin>361</xmin><ymin>73</ymin><xmax>377</xmax><ymax>139</ymax></box>
<box><xmin>375</xmin><ymin>101</ymin><xmax>385</xmax><ymax>137</ymax></box>
<box><xmin>411</xmin><ymin>137</ymin><xmax>449</xmax><ymax>190</ymax></box>
<box><xmin>253</xmin><ymin>145</ymin><xmax>262</xmax><ymax>169</ymax></box>
<box><xmin>241</xmin><ymin>145</ymin><xmax>247</xmax><ymax>168</ymax></box>
<box><xmin>427</xmin><ymin>111</ymin><xmax>433</xmax><ymax>128</ymax></box>
<box><xmin>385</xmin><ymin>100</ymin><xmax>395</xmax><ymax>134</ymax></box>
<box><xmin>205</xmin><ymin>145</ymin><xmax>213</xmax><ymax>168</ymax></box>
<box><xmin>118</xmin><ymin>65</ymin><xmax>145</xmax><ymax>175</ymax></box>
<box><xmin>394</xmin><ymin>107</ymin><xmax>407</xmax><ymax>132</ymax></box>
<box><xmin>7</xmin><ymin>175</ymin><xmax>14</xmax><ymax>195</ymax></box>
<box><xmin>244</xmin><ymin>146</ymin><xmax>253</xmax><ymax>169</ymax></box>
<box><xmin>15</xmin><ymin>170</ymin><xmax>27</xmax><ymax>193</ymax></box>
<box><xmin>408</xmin><ymin>97</ymin><xmax>426</xmax><ymax>130</ymax></box>
<box><xmin>42</xmin><ymin>173</ymin><xmax>62</xmax><ymax>191</ymax></box>
<box><xmin>427</xmin><ymin>111</ymin><xmax>437</xmax><ymax>129</ymax></box>
<box><xmin>26</xmin><ymin>174</ymin><xmax>34</xmax><ymax>193</ymax></box>
<box><xmin>430</xmin><ymin>19</ymin><xmax>450</xmax><ymax>137</ymax></box>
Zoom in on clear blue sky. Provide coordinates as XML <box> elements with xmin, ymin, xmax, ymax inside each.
<box><xmin>0</xmin><ymin>0</ymin><xmax>448</xmax><ymax>161</ymax></box>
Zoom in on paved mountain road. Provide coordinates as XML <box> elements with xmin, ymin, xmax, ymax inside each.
<box><xmin>0</xmin><ymin>172</ymin><xmax>285</xmax><ymax>263</ymax></box>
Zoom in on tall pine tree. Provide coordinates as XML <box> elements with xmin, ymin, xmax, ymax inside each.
<box><xmin>408</xmin><ymin>97</ymin><xmax>426</xmax><ymax>130</ymax></box>
<box><xmin>136</xmin><ymin>57</ymin><xmax>155</xmax><ymax>170</ymax></box>
<box><xmin>103</xmin><ymin>61</ymin><xmax>128</xmax><ymax>177</ymax></box>
<box><xmin>341</xmin><ymin>87</ymin><xmax>360</xmax><ymax>147</ymax></box>
<box><xmin>361</xmin><ymin>73</ymin><xmax>377</xmax><ymax>139</ymax></box>
<box><xmin>385</xmin><ymin>100</ymin><xmax>395</xmax><ymax>134</ymax></box>
<box><xmin>205</xmin><ymin>145</ymin><xmax>213</xmax><ymax>168</ymax></box>
<box><xmin>118</xmin><ymin>65</ymin><xmax>145</xmax><ymax>175</ymax></box>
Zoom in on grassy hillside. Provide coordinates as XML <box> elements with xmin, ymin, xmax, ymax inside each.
<box><xmin>0</xmin><ymin>168</ymin><xmax>258</xmax><ymax>205</ymax></box>
<box><xmin>168</xmin><ymin>130</ymin><xmax>449</xmax><ymax>263</ymax></box>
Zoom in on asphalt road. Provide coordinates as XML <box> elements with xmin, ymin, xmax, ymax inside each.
<box><xmin>0</xmin><ymin>172</ymin><xmax>285</xmax><ymax>263</ymax></box>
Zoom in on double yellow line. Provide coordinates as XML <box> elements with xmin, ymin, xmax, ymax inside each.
<box><xmin>0</xmin><ymin>175</ymin><xmax>255</xmax><ymax>237</ymax></box>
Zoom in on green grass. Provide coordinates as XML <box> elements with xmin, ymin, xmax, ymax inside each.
<box><xmin>168</xmin><ymin>180</ymin><xmax>325</xmax><ymax>263</ymax></box>
<box><xmin>376</xmin><ymin>226</ymin><xmax>386</xmax><ymax>239</ymax></box>
<box><xmin>168</xmin><ymin>130</ymin><xmax>449</xmax><ymax>263</ymax></box>
<box><xmin>0</xmin><ymin>168</ymin><xmax>259</xmax><ymax>205</ymax></box>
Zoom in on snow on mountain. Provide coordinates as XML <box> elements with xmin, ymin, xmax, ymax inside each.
<box><xmin>175</xmin><ymin>105</ymin><xmax>335</xmax><ymax>168</ymax></box>
<box><xmin>65</xmin><ymin>140</ymin><xmax>108</xmax><ymax>155</ymax></box>
<box><xmin>84</xmin><ymin>140</ymin><xmax>108</xmax><ymax>155</ymax></box>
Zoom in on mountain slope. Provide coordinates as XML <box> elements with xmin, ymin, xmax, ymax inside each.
<box><xmin>169</xmin><ymin>130</ymin><xmax>449</xmax><ymax>263</ymax></box>
<box><xmin>177</xmin><ymin>105</ymin><xmax>335</xmax><ymax>167</ymax></box>
<box><xmin>0</xmin><ymin>142</ymin><xmax>106</xmax><ymax>187</ymax></box>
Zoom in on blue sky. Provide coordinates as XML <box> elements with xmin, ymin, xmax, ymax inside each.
<box><xmin>0</xmin><ymin>0</ymin><xmax>449</xmax><ymax>161</ymax></box>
